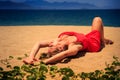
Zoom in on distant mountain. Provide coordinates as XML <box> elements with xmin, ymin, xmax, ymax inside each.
<box><xmin>0</xmin><ymin>0</ymin><xmax>99</xmax><ymax>9</ymax></box>
<box><xmin>0</xmin><ymin>1</ymin><xmax>32</xmax><ymax>9</ymax></box>
<box><xmin>28</xmin><ymin>1</ymin><xmax>99</xmax><ymax>9</ymax></box>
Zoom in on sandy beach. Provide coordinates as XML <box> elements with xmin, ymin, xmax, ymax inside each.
<box><xmin>0</xmin><ymin>25</ymin><xmax>120</xmax><ymax>75</ymax></box>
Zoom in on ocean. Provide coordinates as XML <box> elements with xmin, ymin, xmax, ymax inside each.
<box><xmin>0</xmin><ymin>9</ymin><xmax>120</xmax><ymax>27</ymax></box>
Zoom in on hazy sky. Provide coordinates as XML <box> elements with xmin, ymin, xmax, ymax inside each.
<box><xmin>0</xmin><ymin>0</ymin><xmax>120</xmax><ymax>9</ymax></box>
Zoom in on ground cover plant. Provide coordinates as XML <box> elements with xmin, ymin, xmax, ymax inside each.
<box><xmin>0</xmin><ymin>54</ymin><xmax>120</xmax><ymax>80</ymax></box>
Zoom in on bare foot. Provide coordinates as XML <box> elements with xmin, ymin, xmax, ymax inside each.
<box><xmin>104</xmin><ymin>38</ymin><xmax>114</xmax><ymax>45</ymax></box>
<box><xmin>23</xmin><ymin>57</ymin><xmax>40</xmax><ymax>65</ymax></box>
<box><xmin>23</xmin><ymin>57</ymin><xmax>34</xmax><ymax>64</ymax></box>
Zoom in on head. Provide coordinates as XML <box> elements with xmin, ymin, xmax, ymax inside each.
<box><xmin>48</xmin><ymin>39</ymin><xmax>68</xmax><ymax>55</ymax></box>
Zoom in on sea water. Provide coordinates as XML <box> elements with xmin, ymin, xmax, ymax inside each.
<box><xmin>0</xmin><ymin>9</ymin><xmax>120</xmax><ymax>27</ymax></box>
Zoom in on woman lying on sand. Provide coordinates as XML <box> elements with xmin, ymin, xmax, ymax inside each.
<box><xmin>23</xmin><ymin>17</ymin><xmax>113</xmax><ymax>64</ymax></box>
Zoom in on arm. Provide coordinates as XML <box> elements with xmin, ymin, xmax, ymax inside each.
<box><xmin>23</xmin><ymin>40</ymin><xmax>51</xmax><ymax>64</ymax></box>
<box><xmin>43</xmin><ymin>43</ymin><xmax>83</xmax><ymax>64</ymax></box>
<box><xmin>29</xmin><ymin>38</ymin><xmax>61</xmax><ymax>58</ymax></box>
<box><xmin>29</xmin><ymin>41</ymin><xmax>50</xmax><ymax>58</ymax></box>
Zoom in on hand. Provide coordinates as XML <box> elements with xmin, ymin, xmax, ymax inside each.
<box><xmin>23</xmin><ymin>57</ymin><xmax>38</xmax><ymax>65</ymax></box>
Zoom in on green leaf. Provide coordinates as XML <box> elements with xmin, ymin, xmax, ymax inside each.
<box><xmin>9</xmin><ymin>56</ymin><xmax>14</xmax><ymax>59</ymax></box>
<box><xmin>6</xmin><ymin>65</ymin><xmax>12</xmax><ymax>68</ymax></box>
<box><xmin>40</xmin><ymin>53</ymin><xmax>48</xmax><ymax>59</ymax></box>
<box><xmin>94</xmin><ymin>70</ymin><xmax>102</xmax><ymax>77</ymax></box>
<box><xmin>112</xmin><ymin>61</ymin><xmax>120</xmax><ymax>66</ymax></box>
<box><xmin>50</xmin><ymin>65</ymin><xmax>58</xmax><ymax>71</ymax></box>
<box><xmin>38</xmin><ymin>77</ymin><xmax>46</xmax><ymax>80</ymax></box>
<box><xmin>27</xmin><ymin>75</ymin><xmax>36</xmax><ymax>80</ymax></box>
<box><xmin>62</xmin><ymin>75</ymin><xmax>69</xmax><ymax>80</ymax></box>
<box><xmin>31</xmin><ymin>68</ymin><xmax>38</xmax><ymax>74</ymax></box>
<box><xmin>14</xmin><ymin>66</ymin><xmax>20</xmax><ymax>71</ymax></box>
<box><xmin>50</xmin><ymin>71</ymin><xmax>56</xmax><ymax>77</ymax></box>
<box><xmin>17</xmin><ymin>57</ymin><xmax>22</xmax><ymax>60</ymax></box>
<box><xmin>80</xmin><ymin>72</ymin><xmax>88</xmax><ymax>79</ymax></box>
<box><xmin>40</xmin><ymin>63</ymin><xmax>48</xmax><ymax>73</ymax></box>
<box><xmin>113</xmin><ymin>56</ymin><xmax>119</xmax><ymax>60</ymax></box>
<box><xmin>24</xmin><ymin>54</ymin><xmax>28</xmax><ymax>57</ymax></box>
<box><xmin>102</xmin><ymin>74</ymin><xmax>109</xmax><ymax>79</ymax></box>
<box><xmin>59</xmin><ymin>67</ymin><xmax>74</xmax><ymax>77</ymax></box>
<box><xmin>0</xmin><ymin>67</ymin><xmax>3</xmax><ymax>71</ymax></box>
<box><xmin>15</xmin><ymin>77</ymin><xmax>23</xmax><ymax>80</ymax></box>
<box><xmin>21</xmin><ymin>64</ymin><xmax>31</xmax><ymax>73</ymax></box>
<box><xmin>49</xmin><ymin>65</ymin><xmax>58</xmax><ymax>77</ymax></box>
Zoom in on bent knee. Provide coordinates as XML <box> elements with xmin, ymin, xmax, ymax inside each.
<box><xmin>93</xmin><ymin>17</ymin><xmax>102</xmax><ymax>22</ymax></box>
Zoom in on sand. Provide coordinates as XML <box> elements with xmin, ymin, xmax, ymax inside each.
<box><xmin>0</xmin><ymin>25</ymin><xmax>120</xmax><ymax>74</ymax></box>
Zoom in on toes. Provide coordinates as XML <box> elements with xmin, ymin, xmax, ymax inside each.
<box><xmin>109</xmin><ymin>40</ymin><xmax>114</xmax><ymax>44</ymax></box>
<box><xmin>104</xmin><ymin>39</ymin><xmax>114</xmax><ymax>45</ymax></box>
<box><xmin>106</xmin><ymin>40</ymin><xmax>113</xmax><ymax>45</ymax></box>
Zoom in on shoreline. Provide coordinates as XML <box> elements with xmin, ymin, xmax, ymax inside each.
<box><xmin>0</xmin><ymin>25</ymin><xmax>120</xmax><ymax>28</ymax></box>
<box><xmin>0</xmin><ymin>25</ymin><xmax>120</xmax><ymax>73</ymax></box>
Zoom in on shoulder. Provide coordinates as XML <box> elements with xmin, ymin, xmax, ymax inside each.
<box><xmin>68</xmin><ymin>42</ymin><xmax>83</xmax><ymax>50</ymax></box>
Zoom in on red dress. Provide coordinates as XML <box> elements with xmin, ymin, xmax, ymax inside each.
<box><xmin>58</xmin><ymin>30</ymin><xmax>101</xmax><ymax>52</ymax></box>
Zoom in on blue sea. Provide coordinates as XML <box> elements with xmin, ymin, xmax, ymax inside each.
<box><xmin>0</xmin><ymin>10</ymin><xmax>120</xmax><ymax>27</ymax></box>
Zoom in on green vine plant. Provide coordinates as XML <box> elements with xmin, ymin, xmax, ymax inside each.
<box><xmin>0</xmin><ymin>54</ymin><xmax>120</xmax><ymax>80</ymax></box>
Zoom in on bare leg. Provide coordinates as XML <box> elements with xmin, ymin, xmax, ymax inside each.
<box><xmin>91</xmin><ymin>17</ymin><xmax>113</xmax><ymax>45</ymax></box>
<box><xmin>91</xmin><ymin>17</ymin><xmax>104</xmax><ymax>42</ymax></box>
